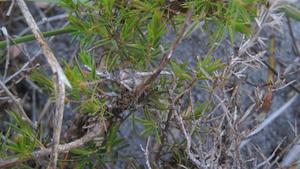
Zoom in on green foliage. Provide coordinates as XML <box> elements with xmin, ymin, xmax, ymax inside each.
<box><xmin>105</xmin><ymin>124</ymin><xmax>127</xmax><ymax>155</ymax></box>
<box><xmin>61</xmin><ymin>0</ymin><xmax>169</xmax><ymax>70</ymax></box>
<box><xmin>30</xmin><ymin>69</ymin><xmax>54</xmax><ymax>94</ymax></box>
<box><xmin>0</xmin><ymin>127</ymin><xmax>11</xmax><ymax>158</ymax></box>
<box><xmin>170</xmin><ymin>60</ymin><xmax>193</xmax><ymax>81</ymax></box>
<box><xmin>65</xmin><ymin>63</ymin><xmax>94</xmax><ymax>98</ymax></box>
<box><xmin>196</xmin><ymin>55</ymin><xmax>224</xmax><ymax>80</ymax></box>
<box><xmin>79</xmin><ymin>97</ymin><xmax>106</xmax><ymax>115</ymax></box>
<box><xmin>281</xmin><ymin>4</ymin><xmax>300</xmax><ymax>21</ymax></box>
<box><xmin>4</xmin><ymin>112</ymin><xmax>41</xmax><ymax>157</ymax></box>
<box><xmin>70</xmin><ymin>144</ymin><xmax>105</xmax><ymax>168</ymax></box>
<box><xmin>187</xmin><ymin>0</ymin><xmax>264</xmax><ymax>43</ymax></box>
<box><xmin>193</xmin><ymin>100</ymin><xmax>211</xmax><ymax>119</ymax></box>
<box><xmin>69</xmin><ymin>125</ymin><xmax>127</xmax><ymax>168</ymax></box>
<box><xmin>134</xmin><ymin>107</ymin><xmax>161</xmax><ymax>144</ymax></box>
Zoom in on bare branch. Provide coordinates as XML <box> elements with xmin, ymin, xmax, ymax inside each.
<box><xmin>134</xmin><ymin>9</ymin><xmax>193</xmax><ymax>97</ymax></box>
<box><xmin>0</xmin><ymin>123</ymin><xmax>105</xmax><ymax>168</ymax></box>
<box><xmin>16</xmin><ymin>0</ymin><xmax>71</xmax><ymax>168</ymax></box>
<box><xmin>48</xmin><ymin>75</ymin><xmax>65</xmax><ymax>169</ymax></box>
<box><xmin>0</xmin><ymin>80</ymin><xmax>36</xmax><ymax>128</ymax></box>
<box><xmin>175</xmin><ymin>110</ymin><xmax>206</xmax><ymax>168</ymax></box>
<box><xmin>240</xmin><ymin>94</ymin><xmax>299</xmax><ymax>149</ymax></box>
<box><xmin>16</xmin><ymin>0</ymin><xmax>71</xmax><ymax>88</ymax></box>
<box><xmin>140</xmin><ymin>137</ymin><xmax>152</xmax><ymax>169</ymax></box>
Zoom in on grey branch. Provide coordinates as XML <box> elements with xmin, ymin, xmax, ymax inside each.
<box><xmin>16</xmin><ymin>0</ymin><xmax>69</xmax><ymax>168</ymax></box>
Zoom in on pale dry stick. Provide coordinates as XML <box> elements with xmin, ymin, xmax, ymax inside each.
<box><xmin>240</xmin><ymin>94</ymin><xmax>299</xmax><ymax>149</ymax></box>
<box><xmin>16</xmin><ymin>0</ymin><xmax>71</xmax><ymax>168</ymax></box>
<box><xmin>4</xmin><ymin>55</ymin><xmax>38</xmax><ymax>84</ymax></box>
<box><xmin>275</xmin><ymin>121</ymin><xmax>300</xmax><ymax>167</ymax></box>
<box><xmin>237</xmin><ymin>103</ymin><xmax>256</xmax><ymax>125</ymax></box>
<box><xmin>34</xmin><ymin>3</ymin><xmax>54</xmax><ymax>31</ymax></box>
<box><xmin>272</xmin><ymin>79</ymin><xmax>296</xmax><ymax>92</ymax></box>
<box><xmin>270</xmin><ymin>134</ymin><xmax>300</xmax><ymax>168</ymax></box>
<box><xmin>261</xmin><ymin>60</ymin><xmax>300</xmax><ymax>94</ymax></box>
<box><xmin>16</xmin><ymin>0</ymin><xmax>71</xmax><ymax>88</ymax></box>
<box><xmin>175</xmin><ymin>110</ymin><xmax>206</xmax><ymax>168</ymax></box>
<box><xmin>0</xmin><ymin>123</ymin><xmax>105</xmax><ymax>168</ymax></box>
<box><xmin>140</xmin><ymin>137</ymin><xmax>152</xmax><ymax>169</ymax></box>
<box><xmin>255</xmin><ymin>142</ymin><xmax>283</xmax><ymax>168</ymax></box>
<box><xmin>237</xmin><ymin>0</ymin><xmax>281</xmax><ymax>57</ymax></box>
<box><xmin>251</xmin><ymin>144</ymin><xmax>270</xmax><ymax>166</ymax></box>
<box><xmin>1</xmin><ymin>26</ymin><xmax>10</xmax><ymax>79</ymax></box>
<box><xmin>214</xmin><ymin>115</ymin><xmax>226</xmax><ymax>168</ymax></box>
<box><xmin>6</xmin><ymin>0</ymin><xmax>15</xmax><ymax>16</ymax></box>
<box><xmin>0</xmin><ymin>80</ymin><xmax>36</xmax><ymax>128</ymax></box>
<box><xmin>19</xmin><ymin>14</ymin><xmax>68</xmax><ymax>36</ymax></box>
<box><xmin>32</xmin><ymin>89</ymin><xmax>37</xmax><ymax>122</ymax></box>
<box><xmin>38</xmin><ymin>99</ymin><xmax>52</xmax><ymax>123</ymax></box>
<box><xmin>214</xmin><ymin>94</ymin><xmax>234</xmax><ymax>130</ymax></box>
<box><xmin>48</xmin><ymin>74</ymin><xmax>65</xmax><ymax>169</ymax></box>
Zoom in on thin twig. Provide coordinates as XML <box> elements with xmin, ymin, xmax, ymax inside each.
<box><xmin>0</xmin><ymin>26</ymin><xmax>10</xmax><ymax>79</ymax></box>
<box><xmin>261</xmin><ymin>60</ymin><xmax>300</xmax><ymax>94</ymax></box>
<box><xmin>255</xmin><ymin>141</ymin><xmax>283</xmax><ymax>168</ymax></box>
<box><xmin>154</xmin><ymin>79</ymin><xmax>196</xmax><ymax>162</ymax></box>
<box><xmin>0</xmin><ymin>27</ymin><xmax>75</xmax><ymax>49</ymax></box>
<box><xmin>0</xmin><ymin>123</ymin><xmax>105</xmax><ymax>168</ymax></box>
<box><xmin>175</xmin><ymin>110</ymin><xmax>205</xmax><ymax>168</ymax></box>
<box><xmin>140</xmin><ymin>137</ymin><xmax>152</xmax><ymax>169</ymax></box>
<box><xmin>0</xmin><ymin>80</ymin><xmax>35</xmax><ymax>128</ymax></box>
<box><xmin>286</xmin><ymin>16</ymin><xmax>300</xmax><ymax>57</ymax></box>
<box><xmin>4</xmin><ymin>55</ymin><xmax>37</xmax><ymax>84</ymax></box>
<box><xmin>38</xmin><ymin>99</ymin><xmax>52</xmax><ymax>123</ymax></box>
<box><xmin>16</xmin><ymin>0</ymin><xmax>70</xmax><ymax>168</ymax></box>
<box><xmin>16</xmin><ymin>0</ymin><xmax>71</xmax><ymax>88</ymax></box>
<box><xmin>240</xmin><ymin>94</ymin><xmax>299</xmax><ymax>149</ymax></box>
<box><xmin>280</xmin><ymin>135</ymin><xmax>300</xmax><ymax>167</ymax></box>
<box><xmin>19</xmin><ymin>14</ymin><xmax>68</xmax><ymax>36</ymax></box>
<box><xmin>6</xmin><ymin>0</ymin><xmax>15</xmax><ymax>16</ymax></box>
<box><xmin>134</xmin><ymin>9</ymin><xmax>193</xmax><ymax>97</ymax></box>
<box><xmin>49</xmin><ymin>74</ymin><xmax>65</xmax><ymax>169</ymax></box>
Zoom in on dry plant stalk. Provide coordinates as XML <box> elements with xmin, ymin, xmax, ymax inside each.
<box><xmin>0</xmin><ymin>123</ymin><xmax>106</xmax><ymax>168</ymax></box>
<box><xmin>16</xmin><ymin>0</ymin><xmax>71</xmax><ymax>168</ymax></box>
<box><xmin>0</xmin><ymin>81</ymin><xmax>35</xmax><ymax>127</ymax></box>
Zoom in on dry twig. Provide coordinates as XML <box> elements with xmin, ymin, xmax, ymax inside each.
<box><xmin>16</xmin><ymin>0</ymin><xmax>71</xmax><ymax>168</ymax></box>
<box><xmin>175</xmin><ymin>110</ymin><xmax>205</xmax><ymax>168</ymax></box>
<box><xmin>140</xmin><ymin>137</ymin><xmax>152</xmax><ymax>169</ymax></box>
<box><xmin>240</xmin><ymin>94</ymin><xmax>299</xmax><ymax>149</ymax></box>
<box><xmin>0</xmin><ymin>123</ymin><xmax>105</xmax><ymax>168</ymax></box>
<box><xmin>0</xmin><ymin>80</ymin><xmax>35</xmax><ymax>127</ymax></box>
<box><xmin>134</xmin><ymin>9</ymin><xmax>193</xmax><ymax>97</ymax></box>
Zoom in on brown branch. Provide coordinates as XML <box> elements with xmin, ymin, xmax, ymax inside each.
<box><xmin>134</xmin><ymin>9</ymin><xmax>193</xmax><ymax>97</ymax></box>
<box><xmin>154</xmin><ymin>79</ymin><xmax>196</xmax><ymax>162</ymax></box>
<box><xmin>0</xmin><ymin>123</ymin><xmax>105</xmax><ymax>168</ymax></box>
<box><xmin>16</xmin><ymin>0</ymin><xmax>71</xmax><ymax>168</ymax></box>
